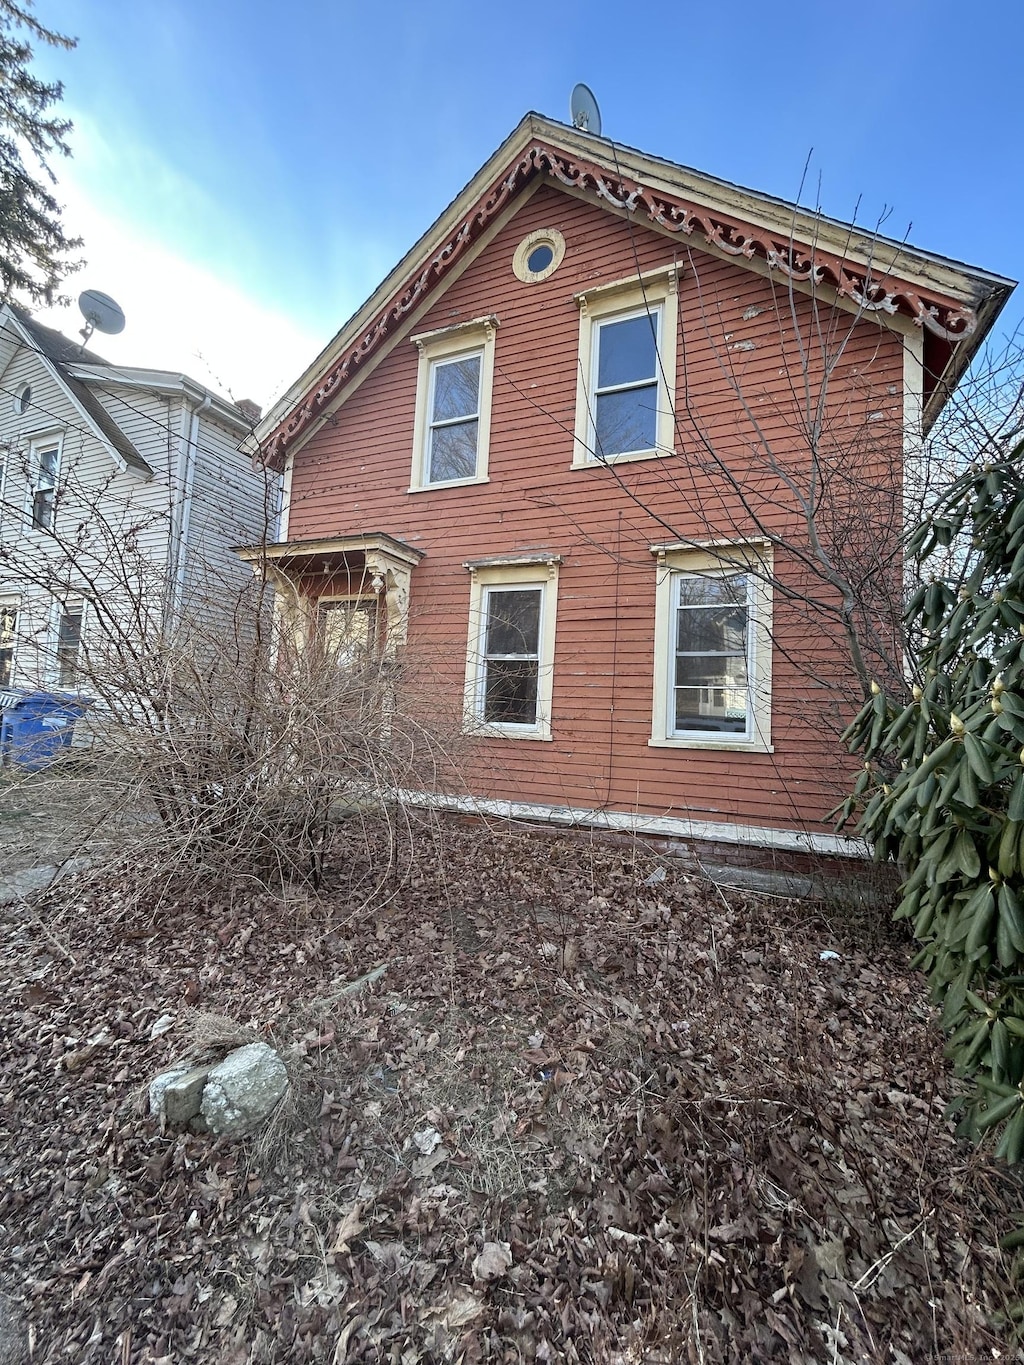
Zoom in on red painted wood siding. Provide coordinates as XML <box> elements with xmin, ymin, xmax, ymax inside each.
<box><xmin>286</xmin><ymin>183</ymin><xmax>906</xmax><ymax>835</ymax></box>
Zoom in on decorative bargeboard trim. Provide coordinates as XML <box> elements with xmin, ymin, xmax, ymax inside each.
<box><xmin>259</xmin><ymin>141</ymin><xmax>977</xmax><ymax>468</ymax></box>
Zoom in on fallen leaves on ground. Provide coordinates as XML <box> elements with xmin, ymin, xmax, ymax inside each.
<box><xmin>0</xmin><ymin>818</ymin><xmax>1021</xmax><ymax>1362</ymax></box>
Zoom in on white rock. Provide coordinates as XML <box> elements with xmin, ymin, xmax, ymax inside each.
<box><xmin>149</xmin><ymin>1066</ymin><xmax>190</xmax><ymax>1122</ymax></box>
<box><xmin>199</xmin><ymin>1042</ymin><xmax>288</xmax><ymax>1137</ymax></box>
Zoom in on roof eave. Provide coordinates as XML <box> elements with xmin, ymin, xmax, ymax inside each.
<box><xmin>254</xmin><ymin>112</ymin><xmax>1015</xmax><ymax>461</ymax></box>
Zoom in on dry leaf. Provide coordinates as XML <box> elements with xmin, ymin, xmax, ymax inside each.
<box><xmin>472</xmin><ymin>1240</ymin><xmax>513</xmax><ymax>1282</ymax></box>
<box><xmin>331</xmin><ymin>1202</ymin><xmax>363</xmax><ymax>1253</ymax></box>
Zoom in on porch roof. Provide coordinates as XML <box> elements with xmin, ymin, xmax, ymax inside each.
<box><xmin>234</xmin><ymin>532</ymin><xmax>425</xmax><ymax>573</ymax></box>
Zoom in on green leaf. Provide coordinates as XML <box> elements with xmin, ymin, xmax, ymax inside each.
<box><xmin>964</xmin><ymin>731</ymin><xmax>996</xmax><ymax>786</ymax></box>
<box><xmin>955</xmin><ymin>830</ymin><xmax>983</xmax><ymax>880</ymax></box>
<box><xmin>977</xmin><ymin>1090</ymin><xmax>1021</xmax><ymax>1131</ymax></box>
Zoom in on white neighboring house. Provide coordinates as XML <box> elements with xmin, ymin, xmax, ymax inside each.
<box><xmin>0</xmin><ymin>304</ymin><xmax>277</xmax><ymax>696</ymax></box>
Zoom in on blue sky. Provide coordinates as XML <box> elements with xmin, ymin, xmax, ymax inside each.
<box><xmin>26</xmin><ymin>0</ymin><xmax>1024</xmax><ymax>407</ymax></box>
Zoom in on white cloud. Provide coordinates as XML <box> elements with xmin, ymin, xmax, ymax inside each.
<box><xmin>31</xmin><ymin>174</ymin><xmax>328</xmax><ymax>411</ymax></box>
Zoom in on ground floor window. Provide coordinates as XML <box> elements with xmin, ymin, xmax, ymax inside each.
<box><xmin>316</xmin><ymin>597</ymin><xmax>380</xmax><ymax>667</ymax></box>
<box><xmin>464</xmin><ymin>556</ymin><xmax>560</xmax><ymax>740</ymax></box>
<box><xmin>650</xmin><ymin>542</ymin><xmax>773</xmax><ymax>751</ymax></box>
<box><xmin>55</xmin><ymin>598</ymin><xmax>83</xmax><ymax>689</ymax></box>
<box><xmin>0</xmin><ymin>602</ymin><xmax>16</xmax><ymax>686</ymax></box>
<box><xmin>481</xmin><ymin>586</ymin><xmax>542</xmax><ymax>725</ymax></box>
<box><xmin>672</xmin><ymin>571</ymin><xmax>751</xmax><ymax>736</ymax></box>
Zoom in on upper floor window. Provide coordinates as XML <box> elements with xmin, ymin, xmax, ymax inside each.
<box><xmin>573</xmin><ymin>269</ymin><xmax>678</xmax><ymax>468</ymax></box>
<box><xmin>29</xmin><ymin>435</ymin><xmax>61</xmax><ymax>532</ymax></box>
<box><xmin>650</xmin><ymin>541</ymin><xmax>773</xmax><ymax>752</ymax></box>
<box><xmin>410</xmin><ymin>317</ymin><xmax>498</xmax><ymax>491</ymax></box>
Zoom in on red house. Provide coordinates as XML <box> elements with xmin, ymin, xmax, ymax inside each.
<box><xmin>246</xmin><ymin>114</ymin><xmax>1012</xmax><ymax>862</ymax></box>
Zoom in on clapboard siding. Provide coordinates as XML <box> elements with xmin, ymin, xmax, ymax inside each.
<box><xmin>286</xmin><ymin>183</ymin><xmax>906</xmax><ymax>836</ymax></box>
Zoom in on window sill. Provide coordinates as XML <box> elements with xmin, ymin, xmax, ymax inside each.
<box><xmin>571</xmin><ymin>446</ymin><xmax>673</xmax><ymax>470</ymax></box>
<box><xmin>648</xmin><ymin>737</ymin><xmax>774</xmax><ymax>754</ymax></box>
<box><xmin>408</xmin><ymin>475</ymin><xmax>490</xmax><ymax>493</ymax></box>
<box><xmin>467</xmin><ymin>722</ymin><xmax>553</xmax><ymax>742</ymax></box>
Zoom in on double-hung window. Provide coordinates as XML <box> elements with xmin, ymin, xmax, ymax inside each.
<box><xmin>464</xmin><ymin>557</ymin><xmax>560</xmax><ymax>740</ymax></box>
<box><xmin>30</xmin><ymin>437</ymin><xmax>60</xmax><ymax>532</ymax></box>
<box><xmin>0</xmin><ymin>601</ymin><xmax>17</xmax><ymax>687</ymax></box>
<box><xmin>55</xmin><ymin>598</ymin><xmax>84</xmax><ymax>688</ymax></box>
<box><xmin>593</xmin><ymin>308</ymin><xmax>660</xmax><ymax>458</ymax></box>
<box><xmin>650</xmin><ymin>542</ymin><xmax>772</xmax><ymax>751</ymax></box>
<box><xmin>410</xmin><ymin>317</ymin><xmax>498</xmax><ymax>490</ymax></box>
<box><xmin>574</xmin><ymin>270</ymin><xmax>677</xmax><ymax>467</ymax></box>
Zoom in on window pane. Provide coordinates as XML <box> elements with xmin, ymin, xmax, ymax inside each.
<box><xmin>32</xmin><ymin>489</ymin><xmax>54</xmax><ymax>532</ymax></box>
<box><xmin>0</xmin><ymin>605</ymin><xmax>15</xmax><ymax>686</ymax></box>
<box><xmin>674</xmin><ymin>683</ymin><xmax>747</xmax><ymax>733</ymax></box>
<box><xmin>677</xmin><ymin>605</ymin><xmax>748</xmax><ymax>654</ymax></box>
<box><xmin>595</xmin><ymin>384</ymin><xmax>657</xmax><ymax>456</ymax></box>
<box><xmin>428</xmin><ymin>420</ymin><xmax>479</xmax><ymax>482</ymax></box>
<box><xmin>318</xmin><ymin>599</ymin><xmax>376</xmax><ymax>665</ymax></box>
<box><xmin>597</xmin><ymin>313</ymin><xmax>657</xmax><ymax>389</ymax></box>
<box><xmin>432</xmin><ymin>355</ymin><xmax>480</xmax><ymax>423</ymax></box>
<box><xmin>57</xmin><ymin>605</ymin><xmax>83</xmax><ymax>687</ymax></box>
<box><xmin>485</xmin><ymin>589</ymin><xmax>540</xmax><ymax>656</ymax></box>
<box><xmin>484</xmin><ymin>660</ymin><xmax>539</xmax><ymax>725</ymax></box>
<box><xmin>675</xmin><ymin>655</ymin><xmax>748</xmax><ymax>690</ymax></box>
<box><xmin>38</xmin><ymin>446</ymin><xmax>58</xmax><ymax>484</ymax></box>
<box><xmin>677</xmin><ymin>574</ymin><xmax>747</xmax><ymax>611</ymax></box>
<box><xmin>527</xmin><ymin>244</ymin><xmax>553</xmax><ymax>273</ymax></box>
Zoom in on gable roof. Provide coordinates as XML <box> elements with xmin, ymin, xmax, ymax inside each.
<box><xmin>255</xmin><ymin>113</ymin><xmax>1014</xmax><ymax>469</ymax></box>
<box><xmin>4</xmin><ymin>307</ymin><xmax>154</xmax><ymax>477</ymax></box>
<box><xmin>2</xmin><ymin>308</ymin><xmax>258</xmax><ymax>475</ymax></box>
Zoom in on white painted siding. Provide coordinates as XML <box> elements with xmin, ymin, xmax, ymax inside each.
<box><xmin>0</xmin><ymin>313</ymin><xmax>274</xmax><ymax>698</ymax></box>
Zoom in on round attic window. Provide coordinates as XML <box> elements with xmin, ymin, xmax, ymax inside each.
<box><xmin>13</xmin><ymin>384</ymin><xmax>31</xmax><ymax>414</ymax></box>
<box><xmin>512</xmin><ymin>228</ymin><xmax>566</xmax><ymax>284</ymax></box>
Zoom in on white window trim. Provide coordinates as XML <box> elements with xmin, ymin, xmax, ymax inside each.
<box><xmin>573</xmin><ymin>268</ymin><xmax>678</xmax><ymax>469</ymax></box>
<box><xmin>650</xmin><ymin>540</ymin><xmax>773</xmax><ymax>753</ymax></box>
<box><xmin>409</xmin><ymin>316</ymin><xmax>498</xmax><ymax>492</ymax></box>
<box><xmin>463</xmin><ymin>555</ymin><xmax>560</xmax><ymax>741</ymax></box>
<box><xmin>26</xmin><ymin>431</ymin><xmax>63</xmax><ymax>533</ymax></box>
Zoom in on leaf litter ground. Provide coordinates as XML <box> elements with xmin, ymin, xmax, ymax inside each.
<box><xmin>0</xmin><ymin>818</ymin><xmax>1022</xmax><ymax>1363</ymax></box>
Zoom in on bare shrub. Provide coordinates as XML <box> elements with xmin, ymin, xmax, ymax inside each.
<box><xmin>62</xmin><ymin>567</ymin><xmax>469</xmax><ymax>897</ymax></box>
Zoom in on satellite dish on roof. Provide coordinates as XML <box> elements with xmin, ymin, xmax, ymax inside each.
<box><xmin>570</xmin><ymin>83</ymin><xmax>602</xmax><ymax>137</ymax></box>
<box><xmin>78</xmin><ymin>289</ymin><xmax>125</xmax><ymax>347</ymax></box>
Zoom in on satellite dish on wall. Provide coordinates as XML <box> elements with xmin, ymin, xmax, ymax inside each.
<box><xmin>570</xmin><ymin>83</ymin><xmax>602</xmax><ymax>136</ymax></box>
<box><xmin>78</xmin><ymin>289</ymin><xmax>126</xmax><ymax>347</ymax></box>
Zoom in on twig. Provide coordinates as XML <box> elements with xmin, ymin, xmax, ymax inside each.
<box><xmin>852</xmin><ymin>1212</ymin><xmax>934</xmax><ymax>1292</ymax></box>
<box><xmin>29</xmin><ymin>912</ymin><xmax>77</xmax><ymax>965</ymax></box>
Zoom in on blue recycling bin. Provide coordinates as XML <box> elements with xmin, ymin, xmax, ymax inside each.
<box><xmin>0</xmin><ymin>690</ymin><xmax>92</xmax><ymax>771</ymax></box>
